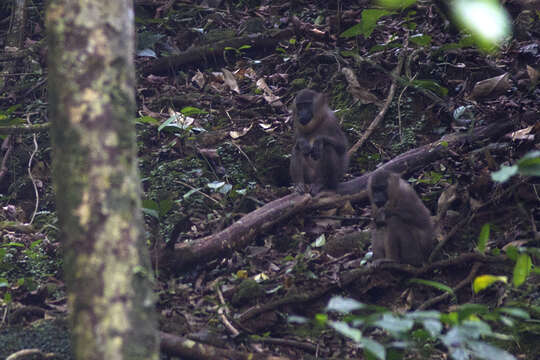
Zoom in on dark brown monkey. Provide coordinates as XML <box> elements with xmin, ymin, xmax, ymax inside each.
<box><xmin>368</xmin><ymin>169</ymin><xmax>435</xmax><ymax>266</ymax></box>
<box><xmin>290</xmin><ymin>89</ymin><xmax>349</xmax><ymax>195</ymax></box>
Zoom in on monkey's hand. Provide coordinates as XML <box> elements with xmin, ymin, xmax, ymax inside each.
<box><xmin>296</xmin><ymin>138</ymin><xmax>312</xmax><ymax>157</ymax></box>
<box><xmin>310</xmin><ymin>138</ymin><xmax>324</xmax><ymax>160</ymax></box>
<box><xmin>374</xmin><ymin>210</ymin><xmax>386</xmax><ymax>227</ymax></box>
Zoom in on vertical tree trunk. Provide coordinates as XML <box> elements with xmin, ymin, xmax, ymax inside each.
<box><xmin>46</xmin><ymin>1</ymin><xmax>158</xmax><ymax>359</ymax></box>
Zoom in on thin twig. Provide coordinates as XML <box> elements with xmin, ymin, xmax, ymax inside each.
<box><xmin>216</xmin><ymin>285</ymin><xmax>240</xmax><ymax>337</ymax></box>
<box><xmin>397</xmin><ymin>73</ymin><xmax>417</xmax><ymax>142</ymax></box>
<box><xmin>417</xmin><ymin>262</ymin><xmax>481</xmax><ymax>310</ymax></box>
<box><xmin>348</xmin><ymin>37</ymin><xmax>407</xmax><ymax>157</ymax></box>
<box><xmin>0</xmin><ymin>135</ymin><xmax>13</xmax><ymax>183</ymax></box>
<box><xmin>26</xmin><ymin>114</ymin><xmax>39</xmax><ymax>224</ymax></box>
<box><xmin>176</xmin><ymin>179</ymin><xmax>223</xmax><ymax>207</ymax></box>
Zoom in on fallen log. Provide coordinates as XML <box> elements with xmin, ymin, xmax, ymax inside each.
<box><xmin>160</xmin><ymin>331</ymin><xmax>290</xmax><ymax>360</ymax></box>
<box><xmin>144</xmin><ymin>29</ymin><xmax>293</xmax><ymax>75</ymax></box>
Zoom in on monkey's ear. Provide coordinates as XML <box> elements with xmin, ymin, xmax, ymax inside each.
<box><xmin>314</xmin><ymin>92</ymin><xmax>327</xmax><ymax>110</ymax></box>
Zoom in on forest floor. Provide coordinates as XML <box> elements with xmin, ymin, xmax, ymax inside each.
<box><xmin>0</xmin><ymin>0</ymin><xmax>539</xmax><ymax>359</ymax></box>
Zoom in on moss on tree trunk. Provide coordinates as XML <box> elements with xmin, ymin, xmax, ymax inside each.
<box><xmin>46</xmin><ymin>1</ymin><xmax>158</xmax><ymax>359</ymax></box>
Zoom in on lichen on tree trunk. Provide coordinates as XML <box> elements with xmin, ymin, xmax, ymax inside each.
<box><xmin>46</xmin><ymin>1</ymin><xmax>158</xmax><ymax>359</ymax></box>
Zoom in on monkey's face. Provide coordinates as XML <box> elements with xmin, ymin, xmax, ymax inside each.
<box><xmin>370</xmin><ymin>183</ymin><xmax>388</xmax><ymax>208</ymax></box>
<box><xmin>296</xmin><ymin>101</ymin><xmax>313</xmax><ymax>125</ymax></box>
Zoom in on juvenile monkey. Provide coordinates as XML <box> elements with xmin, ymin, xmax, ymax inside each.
<box><xmin>290</xmin><ymin>89</ymin><xmax>349</xmax><ymax>195</ymax></box>
<box><xmin>368</xmin><ymin>169</ymin><xmax>435</xmax><ymax>266</ymax></box>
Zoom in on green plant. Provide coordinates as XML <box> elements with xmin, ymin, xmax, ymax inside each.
<box><xmin>491</xmin><ymin>151</ymin><xmax>540</xmax><ymax>183</ymax></box>
<box><xmin>305</xmin><ymin>296</ymin><xmax>521</xmax><ymax>360</ymax></box>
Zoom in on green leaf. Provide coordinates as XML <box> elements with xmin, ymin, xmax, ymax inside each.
<box><xmin>0</xmin><ymin>278</ymin><xmax>8</xmax><ymax>287</ymax></box>
<box><xmin>180</xmin><ymin>106</ymin><xmax>207</xmax><ymax>116</ymax></box>
<box><xmin>326</xmin><ymin>296</ymin><xmax>365</xmax><ymax>313</ymax></box>
<box><xmin>505</xmin><ymin>245</ymin><xmax>518</xmax><ymax>261</ymax></box>
<box><xmin>329</xmin><ymin>320</ymin><xmax>363</xmax><ymax>342</ymax></box>
<box><xmin>314</xmin><ymin>313</ymin><xmax>327</xmax><ymax>325</ymax></box>
<box><xmin>207</xmin><ymin>181</ymin><xmax>225</xmax><ymax>190</ymax></box>
<box><xmin>219</xmin><ymin>183</ymin><xmax>232</xmax><ymax>194</ymax></box>
<box><xmin>467</xmin><ymin>340</ymin><xmax>516</xmax><ymax>360</ymax></box>
<box><xmin>158</xmin><ymin>199</ymin><xmax>174</xmax><ymax>217</ymax></box>
<box><xmin>141</xmin><ymin>207</ymin><xmax>159</xmax><ymax>220</ymax></box>
<box><xmin>2</xmin><ymin>242</ymin><xmax>25</xmax><ymax>248</ymax></box>
<box><xmin>183</xmin><ymin>188</ymin><xmax>202</xmax><ymax>199</ymax></box>
<box><xmin>238</xmin><ymin>45</ymin><xmax>252</xmax><ymax>50</ymax></box>
<box><xmin>456</xmin><ymin>303</ymin><xmax>489</xmax><ymax>320</ymax></box>
<box><xmin>374</xmin><ymin>313</ymin><xmax>414</xmax><ymax>334</ymax></box>
<box><xmin>410</xmin><ymin>34</ymin><xmax>432</xmax><ymax>46</ymax></box>
<box><xmin>405</xmin><ymin>310</ymin><xmax>441</xmax><ymax>320</ymax></box>
<box><xmin>517</xmin><ymin>150</ymin><xmax>540</xmax><ymax>176</ymax></box>
<box><xmin>422</xmin><ymin>319</ymin><xmax>443</xmax><ymax>337</ymax></box>
<box><xmin>491</xmin><ymin>165</ymin><xmax>518</xmax><ymax>183</ymax></box>
<box><xmin>411</xmin><ymin>80</ymin><xmax>448</xmax><ymax>97</ymax></box>
<box><xmin>498</xmin><ymin>307</ymin><xmax>530</xmax><ymax>319</ymax></box>
<box><xmin>30</xmin><ymin>239</ymin><xmax>42</xmax><ymax>249</ymax></box>
<box><xmin>312</xmin><ymin>234</ymin><xmax>326</xmax><ymax>248</ymax></box>
<box><xmin>476</xmin><ymin>223</ymin><xmax>489</xmax><ymax>253</ymax></box>
<box><xmin>288</xmin><ymin>315</ymin><xmax>308</xmax><ymax>324</ymax></box>
<box><xmin>158</xmin><ymin>116</ymin><xmax>181</xmax><ymax>132</ymax></box>
<box><xmin>410</xmin><ymin>278</ymin><xmax>454</xmax><ymax>295</ymax></box>
<box><xmin>135</xmin><ymin>116</ymin><xmax>160</xmax><ymax>125</ymax></box>
<box><xmin>376</xmin><ymin>0</ymin><xmax>416</xmax><ymax>9</ymax></box>
<box><xmin>340</xmin><ymin>9</ymin><xmax>393</xmax><ymax>38</ymax></box>
<box><xmin>513</xmin><ymin>253</ymin><xmax>532</xmax><ymax>287</ymax></box>
<box><xmin>340</xmin><ymin>23</ymin><xmax>364</xmax><ymax>38</ymax></box>
<box><xmin>361</xmin><ymin>337</ymin><xmax>386</xmax><ymax>360</ymax></box>
<box><xmin>142</xmin><ymin>199</ymin><xmax>159</xmax><ymax>211</ymax></box>
<box><xmin>472</xmin><ymin>275</ymin><xmax>507</xmax><ymax>293</ymax></box>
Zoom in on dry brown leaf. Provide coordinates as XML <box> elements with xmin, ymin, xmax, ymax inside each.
<box><xmin>526</xmin><ymin>65</ymin><xmax>539</xmax><ymax>84</ymax></box>
<box><xmin>222</xmin><ymin>68</ymin><xmax>240</xmax><ymax>94</ymax></box>
<box><xmin>256</xmin><ymin>78</ymin><xmax>283</xmax><ymax>107</ymax></box>
<box><xmin>229</xmin><ymin>124</ymin><xmax>253</xmax><ymax>139</ymax></box>
<box><xmin>506</xmin><ymin>125</ymin><xmax>535</xmax><ymax>141</ymax></box>
<box><xmin>436</xmin><ymin>184</ymin><xmax>458</xmax><ymax>219</ymax></box>
<box><xmin>191</xmin><ymin>70</ymin><xmax>206</xmax><ymax>89</ymax></box>
<box><xmin>342</xmin><ymin>67</ymin><xmax>380</xmax><ymax>105</ymax></box>
<box><xmin>470</xmin><ymin>72</ymin><xmax>512</xmax><ymax>100</ymax></box>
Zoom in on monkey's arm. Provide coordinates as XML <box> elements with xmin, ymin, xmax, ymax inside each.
<box><xmin>295</xmin><ymin>137</ymin><xmax>313</xmax><ymax>156</ymax></box>
<box><xmin>313</xmin><ymin>134</ymin><xmax>347</xmax><ymax>154</ymax></box>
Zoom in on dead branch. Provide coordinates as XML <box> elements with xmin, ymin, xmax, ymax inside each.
<box><xmin>417</xmin><ymin>262</ymin><xmax>482</xmax><ymax>310</ymax></box>
<box><xmin>158</xmin><ymin>190</ymin><xmax>367</xmax><ymax>274</ymax></box>
<box><xmin>160</xmin><ymin>331</ymin><xmax>290</xmax><ymax>360</ymax></box>
<box><xmin>6</xmin><ymin>349</ymin><xmax>56</xmax><ymax>360</ymax></box>
<box><xmin>337</xmin><ymin>121</ymin><xmax>514</xmax><ymax>195</ymax></box>
<box><xmin>0</xmin><ymin>136</ymin><xmax>13</xmax><ymax>183</ymax></box>
<box><xmin>144</xmin><ymin>29</ymin><xmax>293</xmax><ymax>75</ymax></box>
<box><xmin>256</xmin><ymin>337</ymin><xmax>319</xmax><ymax>354</ymax></box>
<box><xmin>1</xmin><ymin>0</ymin><xmax>27</xmax><ymax>92</ymax></box>
<box><xmin>348</xmin><ymin>36</ymin><xmax>407</xmax><ymax>156</ymax></box>
<box><xmin>0</xmin><ymin>123</ymin><xmax>50</xmax><ymax>135</ymax></box>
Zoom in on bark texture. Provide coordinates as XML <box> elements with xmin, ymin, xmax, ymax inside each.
<box><xmin>46</xmin><ymin>1</ymin><xmax>158</xmax><ymax>359</ymax></box>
